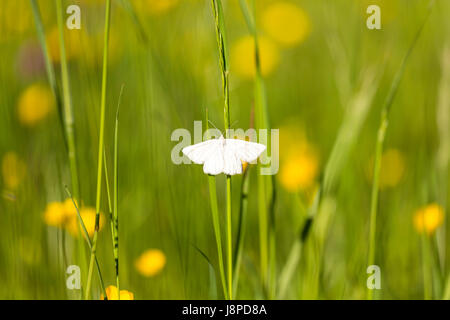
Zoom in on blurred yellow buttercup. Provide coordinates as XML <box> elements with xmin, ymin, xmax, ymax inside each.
<box><xmin>2</xmin><ymin>152</ymin><xmax>26</xmax><ymax>190</ymax></box>
<box><xmin>101</xmin><ymin>285</ymin><xmax>134</xmax><ymax>300</ymax></box>
<box><xmin>66</xmin><ymin>206</ymin><xmax>105</xmax><ymax>238</ymax></box>
<box><xmin>17</xmin><ymin>83</ymin><xmax>54</xmax><ymax>126</ymax></box>
<box><xmin>44</xmin><ymin>201</ymin><xmax>69</xmax><ymax>227</ymax></box>
<box><xmin>413</xmin><ymin>203</ymin><xmax>445</xmax><ymax>235</ymax></box>
<box><xmin>261</xmin><ymin>2</ymin><xmax>311</xmax><ymax>47</ymax></box>
<box><xmin>135</xmin><ymin>249</ymin><xmax>166</xmax><ymax>277</ymax></box>
<box><xmin>44</xmin><ymin>198</ymin><xmax>104</xmax><ymax>237</ymax></box>
<box><xmin>279</xmin><ymin>149</ymin><xmax>319</xmax><ymax>192</ymax></box>
<box><xmin>231</xmin><ymin>35</ymin><xmax>280</xmax><ymax>79</ymax></box>
<box><xmin>278</xmin><ymin>124</ymin><xmax>319</xmax><ymax>192</ymax></box>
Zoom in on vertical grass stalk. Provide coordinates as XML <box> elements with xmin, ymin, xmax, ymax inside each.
<box><xmin>211</xmin><ymin>0</ymin><xmax>232</xmax><ymax>300</ymax></box>
<box><xmin>103</xmin><ymin>83</ymin><xmax>122</xmax><ymax>298</ymax></box>
<box><xmin>104</xmin><ymin>86</ymin><xmax>124</xmax><ymax>298</ymax></box>
<box><xmin>65</xmin><ymin>187</ymin><xmax>107</xmax><ymax>299</ymax></box>
<box><xmin>233</xmin><ymin>159</ymin><xmax>250</xmax><ymax>297</ymax></box>
<box><xmin>206</xmin><ymin>110</ymin><xmax>228</xmax><ymax>299</ymax></box>
<box><xmin>366</xmin><ymin>7</ymin><xmax>431</xmax><ymax>300</ymax></box>
<box><xmin>29</xmin><ymin>0</ymin><xmax>67</xmax><ymax>151</ymax></box>
<box><xmin>56</xmin><ymin>0</ymin><xmax>80</xmax><ymax>201</ymax></box>
<box><xmin>85</xmin><ymin>0</ymin><xmax>112</xmax><ymax>300</ymax></box>
<box><xmin>112</xmin><ymin>85</ymin><xmax>122</xmax><ymax>298</ymax></box>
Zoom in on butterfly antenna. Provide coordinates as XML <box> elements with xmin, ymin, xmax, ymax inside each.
<box><xmin>208</xmin><ymin>119</ymin><xmax>222</xmax><ymax>133</ymax></box>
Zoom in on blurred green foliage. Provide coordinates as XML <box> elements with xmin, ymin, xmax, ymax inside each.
<box><xmin>0</xmin><ymin>0</ymin><xmax>449</xmax><ymax>299</ymax></box>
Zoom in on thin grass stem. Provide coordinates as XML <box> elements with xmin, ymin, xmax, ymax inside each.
<box><xmin>232</xmin><ymin>166</ymin><xmax>249</xmax><ymax>297</ymax></box>
<box><xmin>85</xmin><ymin>0</ymin><xmax>112</xmax><ymax>300</ymax></box>
<box><xmin>64</xmin><ymin>187</ymin><xmax>107</xmax><ymax>299</ymax></box>
<box><xmin>366</xmin><ymin>6</ymin><xmax>431</xmax><ymax>300</ymax></box>
<box><xmin>29</xmin><ymin>0</ymin><xmax>67</xmax><ymax>150</ymax></box>
<box><xmin>112</xmin><ymin>85</ymin><xmax>123</xmax><ymax>297</ymax></box>
<box><xmin>211</xmin><ymin>0</ymin><xmax>232</xmax><ymax>300</ymax></box>
<box><xmin>55</xmin><ymin>0</ymin><xmax>80</xmax><ymax>201</ymax></box>
<box><xmin>206</xmin><ymin>110</ymin><xmax>228</xmax><ymax>299</ymax></box>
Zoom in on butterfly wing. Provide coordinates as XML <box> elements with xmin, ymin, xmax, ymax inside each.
<box><xmin>182</xmin><ymin>139</ymin><xmax>220</xmax><ymax>164</ymax></box>
<box><xmin>202</xmin><ymin>142</ymin><xmax>225</xmax><ymax>175</ymax></box>
<box><xmin>224</xmin><ymin>139</ymin><xmax>266</xmax><ymax>163</ymax></box>
<box><xmin>223</xmin><ymin>145</ymin><xmax>243</xmax><ymax>175</ymax></box>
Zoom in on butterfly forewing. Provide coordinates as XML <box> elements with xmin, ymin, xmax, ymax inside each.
<box><xmin>182</xmin><ymin>139</ymin><xmax>219</xmax><ymax>164</ymax></box>
<box><xmin>224</xmin><ymin>139</ymin><xmax>266</xmax><ymax>163</ymax></box>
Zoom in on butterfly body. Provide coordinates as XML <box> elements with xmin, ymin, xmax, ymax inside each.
<box><xmin>182</xmin><ymin>136</ymin><xmax>266</xmax><ymax>176</ymax></box>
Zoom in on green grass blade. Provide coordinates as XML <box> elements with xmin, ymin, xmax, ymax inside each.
<box><xmin>64</xmin><ymin>187</ymin><xmax>107</xmax><ymax>300</ymax></box>
<box><xmin>55</xmin><ymin>0</ymin><xmax>80</xmax><ymax>201</ymax></box>
<box><xmin>211</xmin><ymin>0</ymin><xmax>233</xmax><ymax>300</ymax></box>
<box><xmin>29</xmin><ymin>0</ymin><xmax>67</xmax><ymax>150</ymax></box>
<box><xmin>112</xmin><ymin>84</ymin><xmax>124</xmax><ymax>297</ymax></box>
<box><xmin>85</xmin><ymin>0</ymin><xmax>112</xmax><ymax>300</ymax></box>
<box><xmin>438</xmin><ymin>45</ymin><xmax>450</xmax><ymax>299</ymax></box>
<box><xmin>366</xmin><ymin>6</ymin><xmax>432</xmax><ymax>300</ymax></box>
<box><xmin>193</xmin><ymin>246</ymin><xmax>218</xmax><ymax>299</ymax></box>
<box><xmin>206</xmin><ymin>109</ymin><xmax>228</xmax><ymax>299</ymax></box>
<box><xmin>232</xmin><ymin>166</ymin><xmax>250</xmax><ymax>298</ymax></box>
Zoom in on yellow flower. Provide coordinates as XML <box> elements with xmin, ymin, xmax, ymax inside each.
<box><xmin>135</xmin><ymin>249</ymin><xmax>166</xmax><ymax>277</ymax></box>
<box><xmin>44</xmin><ymin>198</ymin><xmax>104</xmax><ymax>237</ymax></box>
<box><xmin>279</xmin><ymin>150</ymin><xmax>319</xmax><ymax>192</ymax></box>
<box><xmin>66</xmin><ymin>206</ymin><xmax>105</xmax><ymax>238</ymax></box>
<box><xmin>101</xmin><ymin>285</ymin><xmax>134</xmax><ymax>300</ymax></box>
<box><xmin>366</xmin><ymin>149</ymin><xmax>405</xmax><ymax>189</ymax></box>
<box><xmin>231</xmin><ymin>36</ymin><xmax>280</xmax><ymax>79</ymax></box>
<box><xmin>44</xmin><ymin>198</ymin><xmax>78</xmax><ymax>227</ymax></box>
<box><xmin>2</xmin><ymin>152</ymin><xmax>26</xmax><ymax>190</ymax></box>
<box><xmin>414</xmin><ymin>204</ymin><xmax>445</xmax><ymax>235</ymax></box>
<box><xmin>278</xmin><ymin>124</ymin><xmax>319</xmax><ymax>192</ymax></box>
<box><xmin>44</xmin><ymin>201</ymin><xmax>69</xmax><ymax>227</ymax></box>
<box><xmin>134</xmin><ymin>0</ymin><xmax>179</xmax><ymax>15</ymax></box>
<box><xmin>261</xmin><ymin>2</ymin><xmax>310</xmax><ymax>47</ymax></box>
<box><xmin>17</xmin><ymin>83</ymin><xmax>54</xmax><ymax>126</ymax></box>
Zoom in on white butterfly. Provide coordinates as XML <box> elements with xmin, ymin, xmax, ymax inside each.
<box><xmin>182</xmin><ymin>136</ymin><xmax>266</xmax><ymax>175</ymax></box>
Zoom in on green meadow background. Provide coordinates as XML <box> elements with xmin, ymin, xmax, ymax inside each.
<box><xmin>0</xmin><ymin>0</ymin><xmax>449</xmax><ymax>299</ymax></box>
